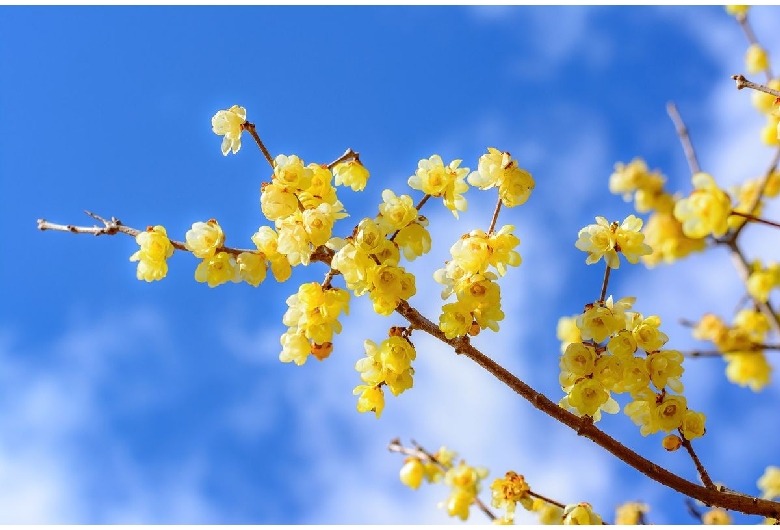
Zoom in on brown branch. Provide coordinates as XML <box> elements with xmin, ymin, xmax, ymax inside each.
<box><xmin>37</xmin><ymin>211</ymin><xmax>336</xmax><ymax>264</ymax></box>
<box><xmin>242</xmin><ymin>122</ymin><xmax>275</xmax><ymax>169</ymax></box>
<box><xmin>732</xmin><ymin>74</ymin><xmax>780</xmax><ymax>98</ymax></box>
<box><xmin>599</xmin><ymin>265</ymin><xmax>612</xmax><ymax>304</ymax></box>
<box><xmin>327</xmin><ymin>148</ymin><xmax>360</xmax><ymax>169</ymax></box>
<box><xmin>392</xmin><ymin>299</ymin><xmax>780</xmax><ymax>518</ymax></box>
<box><xmin>730</xmin><ymin>210</ymin><xmax>780</xmax><ymax>230</ymax></box>
<box><xmin>667</xmin><ymin>102</ymin><xmax>702</xmax><ymax>175</ymax></box>
<box><xmin>487</xmin><ymin>197</ymin><xmax>502</xmax><ymax>235</ymax></box>
<box><xmin>681</xmin><ymin>435</ymin><xmax>715</xmax><ymax>490</ymax></box>
<box><xmin>528</xmin><ymin>490</ymin><xmax>565</xmax><ymax>510</ymax></box>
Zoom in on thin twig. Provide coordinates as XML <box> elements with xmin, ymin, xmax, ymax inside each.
<box><xmin>392</xmin><ymin>299</ymin><xmax>780</xmax><ymax>518</ymax></box>
<box><xmin>681</xmin><ymin>436</ymin><xmax>715</xmax><ymax>489</ymax></box>
<box><xmin>721</xmin><ymin>239</ymin><xmax>780</xmax><ymax>337</ymax></box>
<box><xmin>327</xmin><ymin>148</ymin><xmax>360</xmax><ymax>169</ymax></box>
<box><xmin>732</xmin><ymin>74</ymin><xmax>780</xmax><ymax>98</ymax></box>
<box><xmin>599</xmin><ymin>265</ymin><xmax>612</xmax><ymax>303</ymax></box>
<box><xmin>729</xmin><ymin>210</ymin><xmax>780</xmax><ymax>230</ymax></box>
<box><xmin>242</xmin><ymin>122</ymin><xmax>275</xmax><ymax>169</ymax></box>
<box><xmin>487</xmin><ymin>197</ymin><xmax>502</xmax><ymax>235</ymax></box>
<box><xmin>685</xmin><ymin>498</ymin><xmax>704</xmax><ymax>523</ymax></box>
<box><xmin>528</xmin><ymin>490</ymin><xmax>565</xmax><ymax>510</ymax></box>
<box><xmin>732</xmin><ymin>147</ymin><xmax>780</xmax><ymax>241</ymax></box>
<box><xmin>667</xmin><ymin>102</ymin><xmax>701</xmax><ymax>175</ymax></box>
<box><xmin>735</xmin><ymin>14</ymin><xmax>774</xmax><ymax>81</ymax></box>
<box><xmin>37</xmin><ymin>211</ymin><xmax>336</xmax><ymax>264</ymax></box>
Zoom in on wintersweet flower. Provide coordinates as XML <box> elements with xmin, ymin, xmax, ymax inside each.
<box><xmin>615</xmin><ymin>502</ymin><xmax>650</xmax><ymax>525</ymax></box>
<box><xmin>185</xmin><ymin>219</ymin><xmax>225</xmax><ymax>258</ymax></box>
<box><xmin>194</xmin><ymin>251</ymin><xmax>240</xmax><ymax>287</ymax></box>
<box><xmin>746</xmin><ymin>43</ymin><xmax>770</xmax><ymax>75</ymax></box>
<box><xmin>333</xmin><ymin>159</ymin><xmax>370</xmax><ymax>191</ymax></box>
<box><xmin>758</xmin><ymin>466</ymin><xmax>780</xmax><ymax>499</ymax></box>
<box><xmin>673</xmin><ymin>172</ymin><xmax>732</xmax><ymax>238</ymax></box>
<box><xmin>399</xmin><ymin>458</ymin><xmax>425</xmax><ymax>490</ymax></box>
<box><xmin>408</xmin><ymin>155</ymin><xmax>470</xmax><ymax>218</ymax></box>
<box><xmin>562</xmin><ymin>503</ymin><xmax>602</xmax><ymax>525</ymax></box>
<box><xmin>725</xmin><ymin>5</ymin><xmax>749</xmax><ymax>16</ymax></box>
<box><xmin>211</xmin><ymin>105</ymin><xmax>246</xmax><ymax>155</ymax></box>
<box><xmin>273</xmin><ymin>154</ymin><xmax>313</xmax><ymax>193</ymax></box>
<box><xmin>575</xmin><ymin>215</ymin><xmax>650</xmax><ymax>268</ymax></box>
<box><xmin>129</xmin><ymin>225</ymin><xmax>175</xmax><ymax>282</ymax></box>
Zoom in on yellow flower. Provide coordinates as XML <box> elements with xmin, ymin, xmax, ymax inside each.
<box><xmin>758</xmin><ymin>466</ymin><xmax>780</xmax><ymax>499</ymax></box>
<box><xmin>490</xmin><ymin>471</ymin><xmax>533</xmax><ymax>515</ymax></box>
<box><xmin>333</xmin><ymin>159</ymin><xmax>370</xmax><ymax>192</ymax></box>
<box><xmin>236</xmin><ymin>252</ymin><xmax>267</xmax><ymax>287</ymax></box>
<box><xmin>746</xmin><ymin>44</ymin><xmax>770</xmax><ymax>75</ymax></box>
<box><xmin>185</xmin><ymin>219</ymin><xmax>225</xmax><ymax>258</ymax></box>
<box><xmin>761</xmin><ymin>115</ymin><xmax>780</xmax><ymax>146</ymax></box>
<box><xmin>194</xmin><ymin>251</ymin><xmax>240</xmax><ymax>287</ymax></box>
<box><xmin>752</xmin><ymin>79</ymin><xmax>780</xmax><ymax>114</ymax></box>
<box><xmin>408</xmin><ymin>155</ymin><xmax>470</xmax><ymax>218</ymax></box>
<box><xmin>725</xmin><ymin>5</ymin><xmax>749</xmax><ymax>16</ymax></box>
<box><xmin>211</xmin><ymin>105</ymin><xmax>246</xmax><ymax>155</ymax></box>
<box><xmin>274</xmin><ymin>154</ymin><xmax>313</xmax><ymax>193</ymax></box>
<box><xmin>615</xmin><ymin>502</ymin><xmax>649</xmax><ymax>525</ymax></box>
<box><xmin>399</xmin><ymin>458</ymin><xmax>425</xmax><ymax>490</ymax></box>
<box><xmin>354</xmin><ymin>384</ymin><xmax>385</xmax><ymax>418</ymax></box>
<box><xmin>702</xmin><ymin>508</ymin><xmax>731</xmax><ymax>525</ymax></box>
<box><xmin>673</xmin><ymin>172</ymin><xmax>732</xmax><ymax>238</ymax></box>
<box><xmin>129</xmin><ymin>225</ymin><xmax>175</xmax><ymax>282</ymax></box>
<box><xmin>260</xmin><ymin>182</ymin><xmax>299</xmax><ymax>222</ymax></box>
<box><xmin>562</xmin><ymin>502</ymin><xmax>602</xmax><ymax>525</ymax></box>
<box><xmin>680</xmin><ymin>409</ymin><xmax>706</xmax><ymax>441</ymax></box>
<box><xmin>725</xmin><ymin>351</ymin><xmax>772</xmax><ymax>391</ymax></box>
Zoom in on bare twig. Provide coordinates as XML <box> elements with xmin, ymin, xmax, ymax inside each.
<box><xmin>487</xmin><ymin>197</ymin><xmax>502</xmax><ymax>235</ymax></box>
<box><xmin>599</xmin><ymin>265</ymin><xmax>612</xmax><ymax>304</ymax></box>
<box><xmin>729</xmin><ymin>210</ymin><xmax>780</xmax><ymax>230</ymax></box>
<box><xmin>732</xmin><ymin>74</ymin><xmax>780</xmax><ymax>98</ymax></box>
<box><xmin>327</xmin><ymin>147</ymin><xmax>360</xmax><ymax>169</ymax></box>
<box><xmin>667</xmin><ymin>102</ymin><xmax>701</xmax><ymax>175</ymax></box>
<box><xmin>681</xmin><ymin>436</ymin><xmax>715</xmax><ymax>489</ymax></box>
<box><xmin>242</xmin><ymin>122</ymin><xmax>275</xmax><ymax>169</ymax></box>
<box><xmin>37</xmin><ymin>211</ymin><xmax>336</xmax><ymax>264</ymax></box>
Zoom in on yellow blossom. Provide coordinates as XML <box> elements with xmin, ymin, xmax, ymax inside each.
<box><xmin>758</xmin><ymin>466</ymin><xmax>780</xmax><ymax>499</ymax></box>
<box><xmin>562</xmin><ymin>502</ymin><xmax>602</xmax><ymax>525</ymax></box>
<box><xmin>236</xmin><ymin>252</ymin><xmax>267</xmax><ymax>287</ymax></box>
<box><xmin>129</xmin><ymin>225</ymin><xmax>175</xmax><ymax>282</ymax></box>
<box><xmin>354</xmin><ymin>384</ymin><xmax>385</xmax><ymax>418</ymax></box>
<box><xmin>702</xmin><ymin>508</ymin><xmax>732</xmax><ymax>525</ymax></box>
<box><xmin>333</xmin><ymin>159</ymin><xmax>370</xmax><ymax>192</ymax></box>
<box><xmin>673</xmin><ymin>172</ymin><xmax>732</xmax><ymax>238</ymax></box>
<box><xmin>211</xmin><ymin>104</ymin><xmax>246</xmax><ymax>155</ymax></box>
<box><xmin>753</xmin><ymin>79</ymin><xmax>780</xmax><ymax>114</ymax></box>
<box><xmin>185</xmin><ymin>219</ymin><xmax>225</xmax><ymax>258</ymax></box>
<box><xmin>746</xmin><ymin>44</ymin><xmax>770</xmax><ymax>75</ymax></box>
<box><xmin>408</xmin><ymin>155</ymin><xmax>470</xmax><ymax>218</ymax></box>
<box><xmin>680</xmin><ymin>409</ymin><xmax>706</xmax><ymax>441</ymax></box>
<box><xmin>615</xmin><ymin>502</ymin><xmax>649</xmax><ymax>525</ymax></box>
<box><xmin>194</xmin><ymin>251</ymin><xmax>240</xmax><ymax>287</ymax></box>
<box><xmin>400</xmin><ymin>458</ymin><xmax>425</xmax><ymax>490</ymax></box>
<box><xmin>725</xmin><ymin>5</ymin><xmax>749</xmax><ymax>16</ymax></box>
<box><xmin>273</xmin><ymin>154</ymin><xmax>313</xmax><ymax>193</ymax></box>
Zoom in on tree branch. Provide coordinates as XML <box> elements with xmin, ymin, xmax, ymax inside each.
<box><xmin>393</xmin><ymin>300</ymin><xmax>780</xmax><ymax>519</ymax></box>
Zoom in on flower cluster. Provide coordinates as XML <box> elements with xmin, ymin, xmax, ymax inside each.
<box><xmin>608</xmin><ymin>159</ymin><xmax>705</xmax><ymax>266</ymax></box>
<box><xmin>353</xmin><ymin>330</ymin><xmax>416</xmax><ymax>417</ymax></box>
<box><xmin>262</xmin><ymin>154</ymin><xmax>351</xmax><ymax>268</ymax></box>
<box><xmin>727</xmin><ymin>170</ymin><xmax>780</xmax><ymax>230</ymax></box>
<box><xmin>434</xmin><ymin>226</ymin><xmax>521</xmax><ymax>338</ymax></box>
<box><xmin>574</xmin><ymin>215</ymin><xmax>652</xmax><ymax>269</ymax></box>
<box><xmin>129</xmin><ymin>225</ymin><xmax>175</xmax><ymax>282</ymax></box>
<box><xmin>398</xmin><ymin>446</ymin><xmax>455</xmax><ymax>490</ymax></box>
<box><xmin>467</xmin><ymin>147</ymin><xmax>535</xmax><ymax>208</ymax></box>
<box><xmin>692</xmin><ymin>310</ymin><xmax>773</xmax><ymax>391</ymax></box>
<box><xmin>279</xmin><ymin>282</ymin><xmax>350</xmax><ymax>366</ymax></box>
<box><xmin>558</xmin><ymin>296</ymin><xmax>706</xmax><ymax>441</ymax></box>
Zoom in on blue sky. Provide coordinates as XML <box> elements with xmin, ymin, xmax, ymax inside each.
<box><xmin>2</xmin><ymin>5</ymin><xmax>780</xmax><ymax>524</ymax></box>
